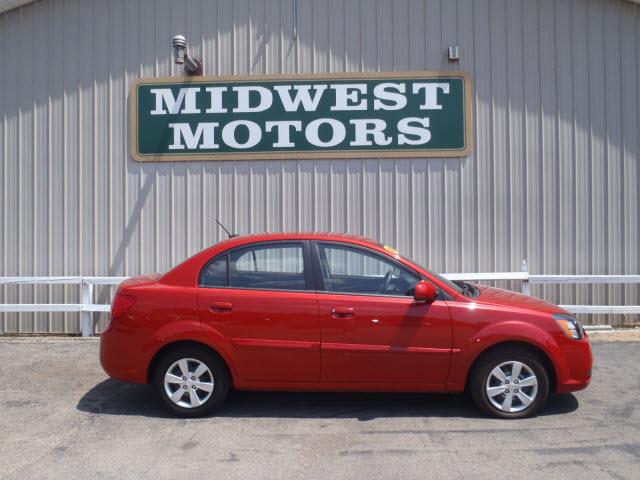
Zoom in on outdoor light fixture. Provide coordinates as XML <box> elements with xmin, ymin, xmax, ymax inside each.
<box><xmin>172</xmin><ymin>34</ymin><xmax>202</xmax><ymax>76</ymax></box>
<box><xmin>448</xmin><ymin>45</ymin><xmax>460</xmax><ymax>61</ymax></box>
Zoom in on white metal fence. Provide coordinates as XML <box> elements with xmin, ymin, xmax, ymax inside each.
<box><xmin>1</xmin><ymin>261</ymin><xmax>639</xmax><ymax>336</ymax></box>
<box><xmin>0</xmin><ymin>277</ymin><xmax>127</xmax><ymax>336</ymax></box>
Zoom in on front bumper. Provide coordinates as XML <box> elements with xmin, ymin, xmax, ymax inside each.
<box><xmin>555</xmin><ymin>335</ymin><xmax>593</xmax><ymax>393</ymax></box>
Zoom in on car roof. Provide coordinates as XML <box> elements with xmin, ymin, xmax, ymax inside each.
<box><xmin>214</xmin><ymin>232</ymin><xmax>383</xmax><ymax>249</ymax></box>
<box><xmin>159</xmin><ymin>231</ymin><xmax>388</xmax><ymax>286</ymax></box>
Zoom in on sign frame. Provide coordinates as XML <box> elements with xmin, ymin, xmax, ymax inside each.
<box><xmin>130</xmin><ymin>70</ymin><xmax>473</xmax><ymax>161</ymax></box>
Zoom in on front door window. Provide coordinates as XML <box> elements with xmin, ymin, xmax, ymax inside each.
<box><xmin>317</xmin><ymin>243</ymin><xmax>420</xmax><ymax>296</ymax></box>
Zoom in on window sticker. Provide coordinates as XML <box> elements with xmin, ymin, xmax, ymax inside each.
<box><xmin>383</xmin><ymin>245</ymin><xmax>399</xmax><ymax>255</ymax></box>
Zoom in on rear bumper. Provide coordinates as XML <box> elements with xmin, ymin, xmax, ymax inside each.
<box><xmin>100</xmin><ymin>320</ymin><xmax>149</xmax><ymax>384</ymax></box>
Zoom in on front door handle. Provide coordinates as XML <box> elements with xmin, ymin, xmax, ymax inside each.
<box><xmin>209</xmin><ymin>302</ymin><xmax>233</xmax><ymax>313</ymax></box>
<box><xmin>331</xmin><ymin>307</ymin><xmax>354</xmax><ymax>318</ymax></box>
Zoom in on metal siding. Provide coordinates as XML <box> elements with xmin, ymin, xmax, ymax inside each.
<box><xmin>621</xmin><ymin>1</ymin><xmax>640</xmax><ymax>325</ymax></box>
<box><xmin>0</xmin><ymin>0</ymin><xmax>639</xmax><ymax>333</ymax></box>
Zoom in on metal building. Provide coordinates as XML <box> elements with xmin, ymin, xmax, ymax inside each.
<box><xmin>1</xmin><ymin>0</ymin><xmax>639</xmax><ymax>333</ymax></box>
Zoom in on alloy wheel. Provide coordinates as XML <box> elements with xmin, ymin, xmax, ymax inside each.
<box><xmin>485</xmin><ymin>360</ymin><xmax>538</xmax><ymax>413</ymax></box>
<box><xmin>163</xmin><ymin>358</ymin><xmax>215</xmax><ymax>409</ymax></box>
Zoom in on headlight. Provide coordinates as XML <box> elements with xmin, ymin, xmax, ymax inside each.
<box><xmin>554</xmin><ymin>314</ymin><xmax>584</xmax><ymax>339</ymax></box>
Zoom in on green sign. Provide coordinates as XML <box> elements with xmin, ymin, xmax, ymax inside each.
<box><xmin>131</xmin><ymin>72</ymin><xmax>472</xmax><ymax>161</ymax></box>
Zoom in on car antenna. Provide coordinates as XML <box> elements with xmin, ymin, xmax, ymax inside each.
<box><xmin>215</xmin><ymin>218</ymin><xmax>239</xmax><ymax>238</ymax></box>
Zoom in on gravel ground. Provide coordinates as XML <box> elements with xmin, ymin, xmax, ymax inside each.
<box><xmin>587</xmin><ymin>329</ymin><xmax>640</xmax><ymax>342</ymax></box>
<box><xmin>0</xmin><ymin>335</ymin><xmax>638</xmax><ymax>480</ymax></box>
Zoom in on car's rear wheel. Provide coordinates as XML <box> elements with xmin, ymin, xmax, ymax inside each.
<box><xmin>154</xmin><ymin>346</ymin><xmax>229</xmax><ymax>417</ymax></box>
<box><xmin>469</xmin><ymin>348</ymin><xmax>549</xmax><ymax>419</ymax></box>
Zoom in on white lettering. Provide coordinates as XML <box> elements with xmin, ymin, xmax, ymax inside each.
<box><xmin>412</xmin><ymin>83</ymin><xmax>450</xmax><ymax>110</ymax></box>
<box><xmin>330</xmin><ymin>84</ymin><xmax>368</xmax><ymax>111</ymax></box>
<box><xmin>274</xmin><ymin>85</ymin><xmax>327</xmax><ymax>112</ymax></box>
<box><xmin>397</xmin><ymin>117</ymin><xmax>431</xmax><ymax>145</ymax></box>
<box><xmin>168</xmin><ymin>122</ymin><xmax>219</xmax><ymax>149</ymax></box>
<box><xmin>265</xmin><ymin>121</ymin><xmax>302</xmax><ymax>148</ymax></box>
<box><xmin>222</xmin><ymin>120</ymin><xmax>262</xmax><ymax>149</ymax></box>
<box><xmin>232</xmin><ymin>86</ymin><xmax>273</xmax><ymax>113</ymax></box>
<box><xmin>305</xmin><ymin>118</ymin><xmax>346</xmax><ymax>147</ymax></box>
<box><xmin>350</xmin><ymin>119</ymin><xmax>392</xmax><ymax>146</ymax></box>
<box><xmin>204</xmin><ymin>86</ymin><xmax>227</xmax><ymax>113</ymax></box>
<box><xmin>373</xmin><ymin>83</ymin><xmax>407</xmax><ymax>110</ymax></box>
<box><xmin>150</xmin><ymin>88</ymin><xmax>201</xmax><ymax>115</ymax></box>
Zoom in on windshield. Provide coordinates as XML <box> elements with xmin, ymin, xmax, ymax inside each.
<box><xmin>400</xmin><ymin>255</ymin><xmax>465</xmax><ymax>295</ymax></box>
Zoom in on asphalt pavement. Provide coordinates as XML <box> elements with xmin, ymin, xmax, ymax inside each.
<box><xmin>0</xmin><ymin>335</ymin><xmax>638</xmax><ymax>480</ymax></box>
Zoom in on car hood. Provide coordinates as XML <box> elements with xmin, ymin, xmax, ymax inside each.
<box><xmin>473</xmin><ymin>285</ymin><xmax>566</xmax><ymax>315</ymax></box>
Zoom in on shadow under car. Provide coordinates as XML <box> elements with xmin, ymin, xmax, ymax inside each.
<box><xmin>77</xmin><ymin>378</ymin><xmax>579</xmax><ymax>420</ymax></box>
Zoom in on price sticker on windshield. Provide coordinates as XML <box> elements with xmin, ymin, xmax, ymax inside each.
<box><xmin>383</xmin><ymin>245</ymin><xmax>400</xmax><ymax>255</ymax></box>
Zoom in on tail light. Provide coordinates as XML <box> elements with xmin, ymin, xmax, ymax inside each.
<box><xmin>111</xmin><ymin>292</ymin><xmax>137</xmax><ymax>318</ymax></box>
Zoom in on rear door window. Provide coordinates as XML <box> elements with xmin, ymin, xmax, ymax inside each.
<box><xmin>200</xmin><ymin>243</ymin><xmax>308</xmax><ymax>291</ymax></box>
<box><xmin>228</xmin><ymin>243</ymin><xmax>306</xmax><ymax>291</ymax></box>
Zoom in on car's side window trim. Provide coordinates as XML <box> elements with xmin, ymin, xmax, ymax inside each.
<box><xmin>199</xmin><ymin>240</ymin><xmax>316</xmax><ymax>292</ymax></box>
<box><xmin>309</xmin><ymin>240</ymin><xmax>433</xmax><ymax>299</ymax></box>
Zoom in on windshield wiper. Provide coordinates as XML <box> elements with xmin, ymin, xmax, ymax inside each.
<box><xmin>454</xmin><ymin>280</ymin><xmax>479</xmax><ymax>297</ymax></box>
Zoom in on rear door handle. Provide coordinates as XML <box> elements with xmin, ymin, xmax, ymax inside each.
<box><xmin>209</xmin><ymin>302</ymin><xmax>233</xmax><ymax>313</ymax></box>
<box><xmin>331</xmin><ymin>307</ymin><xmax>354</xmax><ymax>318</ymax></box>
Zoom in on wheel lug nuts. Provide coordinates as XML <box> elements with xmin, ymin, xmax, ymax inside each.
<box><xmin>192</xmin><ymin>385</ymin><xmax>196</xmax><ymax>389</ymax></box>
<box><xmin>191</xmin><ymin>376</ymin><xmax>195</xmax><ymax>381</ymax></box>
<box><xmin>182</xmin><ymin>385</ymin><xmax>187</xmax><ymax>390</ymax></box>
<box><xmin>505</xmin><ymin>389</ymin><xmax>510</xmax><ymax>393</ymax></box>
<box><xmin>182</xmin><ymin>376</ymin><xmax>186</xmax><ymax>381</ymax></box>
<box><xmin>514</xmin><ymin>389</ymin><xmax>519</xmax><ymax>393</ymax></box>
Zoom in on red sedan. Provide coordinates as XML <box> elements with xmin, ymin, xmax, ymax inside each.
<box><xmin>100</xmin><ymin>232</ymin><xmax>592</xmax><ymax>419</ymax></box>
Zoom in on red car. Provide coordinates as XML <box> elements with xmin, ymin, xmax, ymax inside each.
<box><xmin>100</xmin><ymin>232</ymin><xmax>592</xmax><ymax>419</ymax></box>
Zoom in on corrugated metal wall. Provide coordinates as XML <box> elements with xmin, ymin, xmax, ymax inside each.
<box><xmin>1</xmin><ymin>0</ymin><xmax>639</xmax><ymax>333</ymax></box>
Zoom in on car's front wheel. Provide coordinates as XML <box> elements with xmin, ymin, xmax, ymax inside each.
<box><xmin>469</xmin><ymin>348</ymin><xmax>550</xmax><ymax>419</ymax></box>
<box><xmin>154</xmin><ymin>346</ymin><xmax>230</xmax><ymax>417</ymax></box>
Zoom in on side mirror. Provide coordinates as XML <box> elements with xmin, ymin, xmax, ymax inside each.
<box><xmin>414</xmin><ymin>280</ymin><xmax>438</xmax><ymax>303</ymax></box>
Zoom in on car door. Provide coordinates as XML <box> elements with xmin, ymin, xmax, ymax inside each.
<box><xmin>198</xmin><ymin>241</ymin><xmax>320</xmax><ymax>382</ymax></box>
<box><xmin>313</xmin><ymin>242</ymin><xmax>452</xmax><ymax>387</ymax></box>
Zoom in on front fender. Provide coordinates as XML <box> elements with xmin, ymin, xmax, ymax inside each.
<box><xmin>446</xmin><ymin>320</ymin><xmax>567</xmax><ymax>392</ymax></box>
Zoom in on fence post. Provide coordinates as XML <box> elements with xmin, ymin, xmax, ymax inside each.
<box><xmin>81</xmin><ymin>279</ymin><xmax>94</xmax><ymax>337</ymax></box>
<box><xmin>521</xmin><ymin>259</ymin><xmax>531</xmax><ymax>296</ymax></box>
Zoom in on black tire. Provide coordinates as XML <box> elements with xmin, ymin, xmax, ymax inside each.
<box><xmin>154</xmin><ymin>345</ymin><xmax>230</xmax><ymax>418</ymax></box>
<box><xmin>469</xmin><ymin>347</ymin><xmax>550</xmax><ymax>419</ymax></box>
